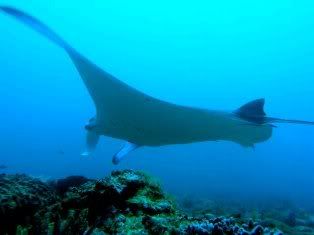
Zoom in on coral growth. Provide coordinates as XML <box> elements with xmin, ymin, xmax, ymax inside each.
<box><xmin>179</xmin><ymin>196</ymin><xmax>314</xmax><ymax>235</ymax></box>
<box><xmin>0</xmin><ymin>170</ymin><xmax>288</xmax><ymax>234</ymax></box>
<box><xmin>0</xmin><ymin>174</ymin><xmax>58</xmax><ymax>234</ymax></box>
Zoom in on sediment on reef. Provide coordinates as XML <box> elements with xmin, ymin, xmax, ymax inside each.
<box><xmin>0</xmin><ymin>170</ymin><xmax>285</xmax><ymax>235</ymax></box>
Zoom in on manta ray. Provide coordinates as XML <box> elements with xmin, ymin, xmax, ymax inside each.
<box><xmin>1</xmin><ymin>6</ymin><xmax>314</xmax><ymax>164</ymax></box>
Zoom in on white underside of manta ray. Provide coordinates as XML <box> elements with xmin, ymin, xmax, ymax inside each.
<box><xmin>1</xmin><ymin>6</ymin><xmax>314</xmax><ymax>164</ymax></box>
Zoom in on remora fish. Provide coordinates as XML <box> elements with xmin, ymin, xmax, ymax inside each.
<box><xmin>1</xmin><ymin>6</ymin><xmax>313</xmax><ymax>164</ymax></box>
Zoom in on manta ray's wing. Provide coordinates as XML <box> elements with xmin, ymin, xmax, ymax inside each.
<box><xmin>0</xmin><ymin>6</ymin><xmax>161</xmax><ymax>161</ymax></box>
<box><xmin>80</xmin><ymin>130</ymin><xmax>100</xmax><ymax>157</ymax></box>
<box><xmin>0</xmin><ymin>6</ymin><xmax>152</xmax><ymax>117</ymax></box>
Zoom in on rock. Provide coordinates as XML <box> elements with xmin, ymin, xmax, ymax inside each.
<box><xmin>273</xmin><ymin>230</ymin><xmax>284</xmax><ymax>235</ymax></box>
<box><xmin>260</xmin><ymin>219</ymin><xmax>277</xmax><ymax>228</ymax></box>
<box><xmin>212</xmin><ymin>224</ymin><xmax>223</xmax><ymax>235</ymax></box>
<box><xmin>48</xmin><ymin>175</ymin><xmax>90</xmax><ymax>195</ymax></box>
<box><xmin>37</xmin><ymin>170</ymin><xmax>177</xmax><ymax>234</ymax></box>
<box><xmin>295</xmin><ymin>218</ymin><xmax>307</xmax><ymax>226</ymax></box>
<box><xmin>233</xmin><ymin>224</ymin><xmax>240</xmax><ymax>233</ymax></box>
<box><xmin>242</xmin><ymin>223</ymin><xmax>249</xmax><ymax>230</ymax></box>
<box><xmin>0</xmin><ymin>174</ymin><xmax>58</xmax><ymax>234</ymax></box>
<box><xmin>294</xmin><ymin>225</ymin><xmax>314</xmax><ymax>233</ymax></box>
<box><xmin>250</xmin><ymin>225</ymin><xmax>263</xmax><ymax>235</ymax></box>
<box><xmin>142</xmin><ymin>215</ymin><xmax>170</xmax><ymax>234</ymax></box>
<box><xmin>285</xmin><ymin>210</ymin><xmax>296</xmax><ymax>227</ymax></box>
<box><xmin>248</xmin><ymin>218</ymin><xmax>254</xmax><ymax>229</ymax></box>
<box><xmin>128</xmin><ymin>194</ymin><xmax>173</xmax><ymax>214</ymax></box>
<box><xmin>204</xmin><ymin>213</ymin><xmax>216</xmax><ymax>220</ymax></box>
<box><xmin>305</xmin><ymin>216</ymin><xmax>314</xmax><ymax>227</ymax></box>
<box><xmin>239</xmin><ymin>228</ymin><xmax>250</xmax><ymax>235</ymax></box>
<box><xmin>186</xmin><ymin>221</ymin><xmax>214</xmax><ymax>235</ymax></box>
<box><xmin>0</xmin><ymin>170</ymin><xmax>284</xmax><ymax>234</ymax></box>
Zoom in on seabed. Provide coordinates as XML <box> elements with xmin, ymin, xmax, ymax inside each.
<box><xmin>0</xmin><ymin>170</ymin><xmax>313</xmax><ymax>234</ymax></box>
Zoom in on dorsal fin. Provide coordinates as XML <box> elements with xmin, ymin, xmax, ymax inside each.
<box><xmin>236</xmin><ymin>98</ymin><xmax>266</xmax><ymax>117</ymax></box>
<box><xmin>234</xmin><ymin>99</ymin><xmax>267</xmax><ymax>124</ymax></box>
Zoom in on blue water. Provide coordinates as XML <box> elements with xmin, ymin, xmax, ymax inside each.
<box><xmin>0</xmin><ymin>0</ymin><xmax>314</xmax><ymax>209</ymax></box>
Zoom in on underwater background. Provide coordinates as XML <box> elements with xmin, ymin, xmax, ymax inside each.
<box><xmin>0</xmin><ymin>0</ymin><xmax>314</xmax><ymax>216</ymax></box>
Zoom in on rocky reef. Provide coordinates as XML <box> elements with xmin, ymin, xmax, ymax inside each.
<box><xmin>0</xmin><ymin>174</ymin><xmax>59</xmax><ymax>234</ymax></box>
<box><xmin>179</xmin><ymin>195</ymin><xmax>314</xmax><ymax>235</ymax></box>
<box><xmin>0</xmin><ymin>170</ymin><xmax>286</xmax><ymax>234</ymax></box>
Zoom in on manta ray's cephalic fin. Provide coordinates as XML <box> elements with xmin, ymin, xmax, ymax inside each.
<box><xmin>80</xmin><ymin>130</ymin><xmax>100</xmax><ymax>157</ymax></box>
<box><xmin>112</xmin><ymin>142</ymin><xmax>140</xmax><ymax>165</ymax></box>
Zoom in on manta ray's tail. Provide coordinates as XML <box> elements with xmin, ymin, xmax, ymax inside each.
<box><xmin>0</xmin><ymin>6</ymin><xmax>74</xmax><ymax>53</ymax></box>
<box><xmin>267</xmin><ymin>117</ymin><xmax>314</xmax><ymax>125</ymax></box>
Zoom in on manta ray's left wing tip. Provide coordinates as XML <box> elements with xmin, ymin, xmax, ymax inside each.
<box><xmin>0</xmin><ymin>6</ymin><xmax>34</xmax><ymax>23</ymax></box>
<box><xmin>0</xmin><ymin>5</ymin><xmax>14</xmax><ymax>12</ymax></box>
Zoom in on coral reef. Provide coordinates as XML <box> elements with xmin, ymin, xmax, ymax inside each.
<box><xmin>0</xmin><ymin>170</ymin><xmax>290</xmax><ymax>234</ymax></box>
<box><xmin>0</xmin><ymin>174</ymin><xmax>59</xmax><ymax>235</ymax></box>
<box><xmin>179</xmin><ymin>196</ymin><xmax>314</xmax><ymax>235</ymax></box>
<box><xmin>48</xmin><ymin>175</ymin><xmax>91</xmax><ymax>195</ymax></box>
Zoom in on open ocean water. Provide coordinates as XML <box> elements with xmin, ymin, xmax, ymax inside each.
<box><xmin>0</xmin><ymin>1</ymin><xmax>314</xmax><ymax>234</ymax></box>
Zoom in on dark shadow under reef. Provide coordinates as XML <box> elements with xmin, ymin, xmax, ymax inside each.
<box><xmin>0</xmin><ymin>170</ymin><xmax>288</xmax><ymax>235</ymax></box>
